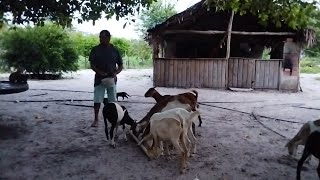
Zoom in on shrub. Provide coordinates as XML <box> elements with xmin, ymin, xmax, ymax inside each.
<box><xmin>0</xmin><ymin>24</ymin><xmax>79</xmax><ymax>75</ymax></box>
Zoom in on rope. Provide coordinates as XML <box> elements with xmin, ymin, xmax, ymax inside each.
<box><xmin>251</xmin><ymin>113</ymin><xmax>288</xmax><ymax>139</ymax></box>
<box><xmin>198</xmin><ymin>102</ymin><xmax>304</xmax><ymax>124</ymax></box>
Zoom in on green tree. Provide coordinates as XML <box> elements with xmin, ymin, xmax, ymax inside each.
<box><xmin>205</xmin><ymin>0</ymin><xmax>318</xmax><ymax>29</ymax></box>
<box><xmin>305</xmin><ymin>9</ymin><xmax>320</xmax><ymax>57</ymax></box>
<box><xmin>136</xmin><ymin>0</ymin><xmax>177</xmax><ymax>37</ymax></box>
<box><xmin>0</xmin><ymin>0</ymin><xmax>157</xmax><ymax>28</ymax></box>
<box><xmin>111</xmin><ymin>37</ymin><xmax>130</xmax><ymax>57</ymax></box>
<box><xmin>0</xmin><ymin>24</ymin><xmax>79</xmax><ymax>75</ymax></box>
<box><xmin>127</xmin><ymin>39</ymin><xmax>152</xmax><ymax>61</ymax></box>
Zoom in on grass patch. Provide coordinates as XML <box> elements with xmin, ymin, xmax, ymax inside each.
<box><xmin>300</xmin><ymin>57</ymin><xmax>320</xmax><ymax>74</ymax></box>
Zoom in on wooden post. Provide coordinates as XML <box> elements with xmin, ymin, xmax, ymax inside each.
<box><xmin>128</xmin><ymin>131</ymin><xmax>151</xmax><ymax>159</ymax></box>
<box><xmin>225</xmin><ymin>11</ymin><xmax>235</xmax><ymax>88</ymax></box>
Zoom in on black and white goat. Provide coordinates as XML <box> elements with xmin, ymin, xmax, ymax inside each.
<box><xmin>102</xmin><ymin>102</ymin><xmax>137</xmax><ymax>148</ymax></box>
<box><xmin>296</xmin><ymin>131</ymin><xmax>320</xmax><ymax>180</ymax></box>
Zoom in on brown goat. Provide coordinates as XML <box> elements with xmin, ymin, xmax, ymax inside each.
<box><xmin>144</xmin><ymin>87</ymin><xmax>202</xmax><ymax>126</ymax></box>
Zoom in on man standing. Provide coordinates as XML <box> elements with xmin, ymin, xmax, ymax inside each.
<box><xmin>89</xmin><ymin>30</ymin><xmax>123</xmax><ymax>127</ymax></box>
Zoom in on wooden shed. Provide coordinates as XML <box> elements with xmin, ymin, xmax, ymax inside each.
<box><xmin>147</xmin><ymin>1</ymin><xmax>316</xmax><ymax>91</ymax></box>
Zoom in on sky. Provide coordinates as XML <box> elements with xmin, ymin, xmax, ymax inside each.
<box><xmin>72</xmin><ymin>0</ymin><xmax>201</xmax><ymax>39</ymax></box>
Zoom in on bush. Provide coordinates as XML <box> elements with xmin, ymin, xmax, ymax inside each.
<box><xmin>0</xmin><ymin>24</ymin><xmax>79</xmax><ymax>75</ymax></box>
<box><xmin>300</xmin><ymin>57</ymin><xmax>320</xmax><ymax>74</ymax></box>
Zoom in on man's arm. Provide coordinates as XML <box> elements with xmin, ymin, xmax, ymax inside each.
<box><xmin>113</xmin><ymin>49</ymin><xmax>124</xmax><ymax>76</ymax></box>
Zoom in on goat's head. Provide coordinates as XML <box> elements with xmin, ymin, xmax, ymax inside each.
<box><xmin>134</xmin><ymin>121</ymin><xmax>149</xmax><ymax>139</ymax></box>
<box><xmin>285</xmin><ymin>141</ymin><xmax>295</xmax><ymax>156</ymax></box>
<box><xmin>144</xmin><ymin>87</ymin><xmax>157</xmax><ymax>97</ymax></box>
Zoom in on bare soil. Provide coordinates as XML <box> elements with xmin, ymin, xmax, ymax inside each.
<box><xmin>0</xmin><ymin>69</ymin><xmax>320</xmax><ymax>180</ymax></box>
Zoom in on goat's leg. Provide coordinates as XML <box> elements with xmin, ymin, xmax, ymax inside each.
<box><xmin>163</xmin><ymin>141</ymin><xmax>171</xmax><ymax>160</ymax></box>
<box><xmin>171</xmin><ymin>139</ymin><xmax>186</xmax><ymax>174</ymax></box>
<box><xmin>180</xmin><ymin>132</ymin><xmax>189</xmax><ymax>169</ymax></box>
<box><xmin>317</xmin><ymin>161</ymin><xmax>320</xmax><ymax>179</ymax></box>
<box><xmin>191</xmin><ymin>122</ymin><xmax>196</xmax><ymax>136</ymax></box>
<box><xmin>103</xmin><ymin>117</ymin><xmax>109</xmax><ymax>140</ymax></box>
<box><xmin>122</xmin><ymin>124</ymin><xmax>127</xmax><ymax>141</ymax></box>
<box><xmin>110</xmin><ymin>123</ymin><xmax>117</xmax><ymax>148</ymax></box>
<box><xmin>187</xmin><ymin>127</ymin><xmax>197</xmax><ymax>156</ymax></box>
<box><xmin>198</xmin><ymin>115</ymin><xmax>202</xmax><ymax>127</ymax></box>
<box><xmin>296</xmin><ymin>150</ymin><xmax>311</xmax><ymax>180</ymax></box>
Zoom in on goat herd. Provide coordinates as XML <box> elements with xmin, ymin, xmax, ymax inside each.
<box><xmin>101</xmin><ymin>87</ymin><xmax>320</xmax><ymax>179</ymax></box>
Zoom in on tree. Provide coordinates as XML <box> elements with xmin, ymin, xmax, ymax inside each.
<box><xmin>205</xmin><ymin>0</ymin><xmax>319</xmax><ymax>29</ymax></box>
<box><xmin>111</xmin><ymin>37</ymin><xmax>130</xmax><ymax>57</ymax></box>
<box><xmin>0</xmin><ymin>0</ymin><xmax>157</xmax><ymax>28</ymax></box>
<box><xmin>305</xmin><ymin>9</ymin><xmax>320</xmax><ymax>57</ymax></box>
<box><xmin>136</xmin><ymin>0</ymin><xmax>177</xmax><ymax>37</ymax></box>
<box><xmin>0</xmin><ymin>24</ymin><xmax>79</xmax><ymax>75</ymax></box>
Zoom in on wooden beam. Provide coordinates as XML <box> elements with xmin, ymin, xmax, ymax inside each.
<box><xmin>231</xmin><ymin>31</ymin><xmax>296</xmax><ymax>36</ymax></box>
<box><xmin>163</xmin><ymin>30</ymin><xmax>296</xmax><ymax>36</ymax></box>
<box><xmin>225</xmin><ymin>11</ymin><xmax>234</xmax><ymax>89</ymax></box>
<box><xmin>164</xmin><ymin>30</ymin><xmax>226</xmax><ymax>35</ymax></box>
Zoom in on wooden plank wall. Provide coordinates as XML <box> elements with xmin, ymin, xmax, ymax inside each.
<box><xmin>228</xmin><ymin>58</ymin><xmax>255</xmax><ymax>88</ymax></box>
<box><xmin>254</xmin><ymin>60</ymin><xmax>281</xmax><ymax>89</ymax></box>
<box><xmin>154</xmin><ymin>58</ymin><xmax>227</xmax><ymax>88</ymax></box>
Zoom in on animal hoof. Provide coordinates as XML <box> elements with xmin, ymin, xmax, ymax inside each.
<box><xmin>180</xmin><ymin>168</ymin><xmax>186</xmax><ymax>174</ymax></box>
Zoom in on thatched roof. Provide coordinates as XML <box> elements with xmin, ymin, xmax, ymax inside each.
<box><xmin>147</xmin><ymin>0</ymin><xmax>316</xmax><ymax>47</ymax></box>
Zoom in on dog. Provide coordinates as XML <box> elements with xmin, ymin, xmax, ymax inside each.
<box><xmin>116</xmin><ymin>92</ymin><xmax>131</xmax><ymax>101</ymax></box>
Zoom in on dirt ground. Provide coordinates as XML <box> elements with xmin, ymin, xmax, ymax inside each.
<box><xmin>0</xmin><ymin>69</ymin><xmax>319</xmax><ymax>180</ymax></box>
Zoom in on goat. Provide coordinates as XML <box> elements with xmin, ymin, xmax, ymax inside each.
<box><xmin>296</xmin><ymin>131</ymin><xmax>320</xmax><ymax>180</ymax></box>
<box><xmin>138</xmin><ymin>108</ymin><xmax>200</xmax><ymax>173</ymax></box>
<box><xmin>102</xmin><ymin>102</ymin><xmax>137</xmax><ymax>148</ymax></box>
<box><xmin>144</xmin><ymin>87</ymin><xmax>202</xmax><ymax>127</ymax></box>
<box><xmin>286</xmin><ymin>119</ymin><xmax>320</xmax><ymax>158</ymax></box>
<box><xmin>135</xmin><ymin>99</ymin><xmax>196</xmax><ymax>140</ymax></box>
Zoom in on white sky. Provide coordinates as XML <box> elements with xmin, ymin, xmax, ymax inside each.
<box><xmin>72</xmin><ymin>0</ymin><xmax>201</xmax><ymax>39</ymax></box>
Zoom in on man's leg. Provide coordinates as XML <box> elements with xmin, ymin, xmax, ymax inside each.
<box><xmin>114</xmin><ymin>76</ymin><xmax>117</xmax><ymax>98</ymax></box>
<box><xmin>92</xmin><ymin>85</ymin><xmax>105</xmax><ymax>127</ymax></box>
<box><xmin>106</xmin><ymin>85</ymin><xmax>116</xmax><ymax>103</ymax></box>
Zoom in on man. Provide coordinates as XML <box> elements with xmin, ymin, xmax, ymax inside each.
<box><xmin>89</xmin><ymin>30</ymin><xmax>123</xmax><ymax>127</ymax></box>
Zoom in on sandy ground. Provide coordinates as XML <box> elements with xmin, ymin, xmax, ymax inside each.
<box><xmin>0</xmin><ymin>69</ymin><xmax>320</xmax><ymax>180</ymax></box>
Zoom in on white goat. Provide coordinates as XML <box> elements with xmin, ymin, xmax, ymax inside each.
<box><xmin>138</xmin><ymin>108</ymin><xmax>200</xmax><ymax>173</ymax></box>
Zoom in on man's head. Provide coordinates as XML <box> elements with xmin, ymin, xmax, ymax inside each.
<box><xmin>99</xmin><ymin>30</ymin><xmax>111</xmax><ymax>45</ymax></box>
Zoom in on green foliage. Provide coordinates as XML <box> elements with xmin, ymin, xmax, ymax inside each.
<box><xmin>111</xmin><ymin>37</ymin><xmax>130</xmax><ymax>57</ymax></box>
<box><xmin>136</xmin><ymin>0</ymin><xmax>177</xmax><ymax>37</ymax></box>
<box><xmin>300</xmin><ymin>57</ymin><xmax>320</xmax><ymax>74</ymax></box>
<box><xmin>205</xmin><ymin>0</ymin><xmax>318</xmax><ymax>29</ymax></box>
<box><xmin>0</xmin><ymin>0</ymin><xmax>157</xmax><ymax>27</ymax></box>
<box><xmin>72</xmin><ymin>34</ymin><xmax>152</xmax><ymax>70</ymax></box>
<box><xmin>0</xmin><ymin>24</ymin><xmax>79</xmax><ymax>74</ymax></box>
<box><xmin>70</xmin><ymin>33</ymin><xmax>98</xmax><ymax>58</ymax></box>
<box><xmin>127</xmin><ymin>39</ymin><xmax>152</xmax><ymax>61</ymax></box>
<box><xmin>305</xmin><ymin>9</ymin><xmax>320</xmax><ymax>57</ymax></box>
<box><xmin>123</xmin><ymin>55</ymin><xmax>153</xmax><ymax>69</ymax></box>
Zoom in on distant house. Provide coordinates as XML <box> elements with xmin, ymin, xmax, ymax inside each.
<box><xmin>146</xmin><ymin>0</ymin><xmax>316</xmax><ymax>91</ymax></box>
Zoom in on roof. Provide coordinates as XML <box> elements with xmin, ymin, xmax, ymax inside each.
<box><xmin>146</xmin><ymin>0</ymin><xmax>316</xmax><ymax>47</ymax></box>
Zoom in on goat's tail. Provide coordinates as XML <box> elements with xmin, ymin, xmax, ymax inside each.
<box><xmin>191</xmin><ymin>90</ymin><xmax>198</xmax><ymax>99</ymax></box>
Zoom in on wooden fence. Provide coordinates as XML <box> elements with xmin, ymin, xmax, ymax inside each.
<box><xmin>153</xmin><ymin>58</ymin><xmax>282</xmax><ymax>89</ymax></box>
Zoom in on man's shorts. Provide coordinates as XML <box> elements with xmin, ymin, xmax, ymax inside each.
<box><xmin>93</xmin><ymin>84</ymin><xmax>116</xmax><ymax>103</ymax></box>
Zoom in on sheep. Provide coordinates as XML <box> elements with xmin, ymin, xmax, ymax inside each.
<box><xmin>102</xmin><ymin>102</ymin><xmax>137</xmax><ymax>148</ymax></box>
<box><xmin>285</xmin><ymin>119</ymin><xmax>320</xmax><ymax>158</ymax></box>
<box><xmin>138</xmin><ymin>108</ymin><xmax>200</xmax><ymax>173</ymax></box>
<box><xmin>144</xmin><ymin>87</ymin><xmax>202</xmax><ymax>127</ymax></box>
<box><xmin>296</xmin><ymin>131</ymin><xmax>320</xmax><ymax>180</ymax></box>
